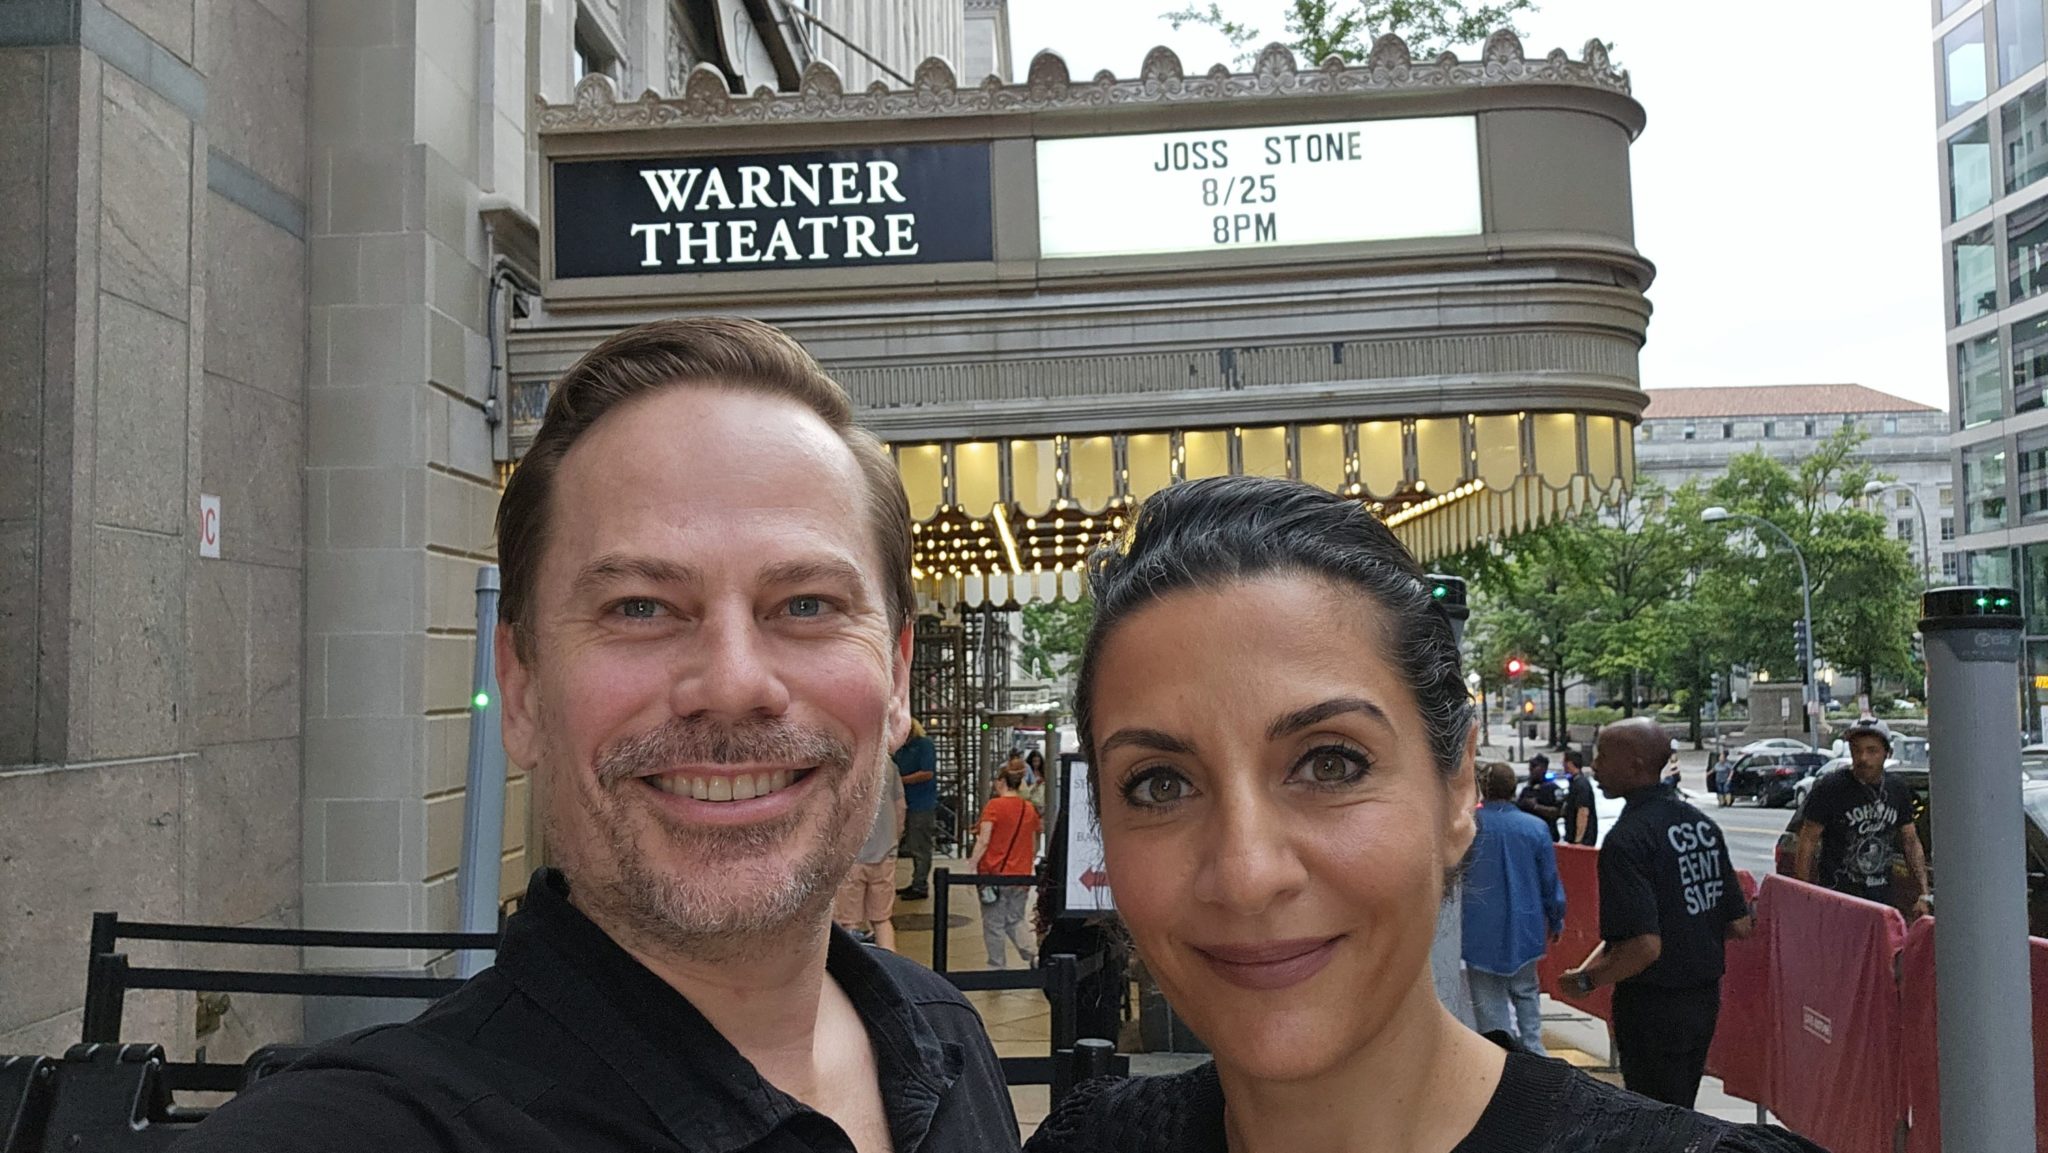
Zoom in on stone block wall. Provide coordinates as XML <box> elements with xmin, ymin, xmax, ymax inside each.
<box><xmin>0</xmin><ymin>0</ymin><xmax>308</xmax><ymax>1062</ymax></box>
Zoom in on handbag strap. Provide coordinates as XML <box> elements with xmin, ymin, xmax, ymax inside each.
<box><xmin>984</xmin><ymin>797</ymin><xmax>1026</xmax><ymax>874</ymax></box>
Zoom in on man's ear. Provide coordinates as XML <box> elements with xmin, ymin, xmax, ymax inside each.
<box><xmin>497</xmin><ymin>622</ymin><xmax>541</xmax><ymax>771</ymax></box>
<box><xmin>886</xmin><ymin>621</ymin><xmax>913</xmax><ymax>749</ymax></box>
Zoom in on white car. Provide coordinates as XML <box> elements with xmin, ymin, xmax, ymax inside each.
<box><xmin>1739</xmin><ymin>738</ymin><xmax>1821</xmax><ymax>755</ymax></box>
<box><xmin>1792</xmin><ymin>755</ymin><xmax>1900</xmax><ymax>810</ymax></box>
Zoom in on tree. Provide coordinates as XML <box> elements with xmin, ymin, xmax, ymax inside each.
<box><xmin>1015</xmin><ymin>597</ymin><xmax>1095</xmax><ymax>684</ymax></box>
<box><xmin>1164</xmin><ymin>0</ymin><xmax>1540</xmax><ymax>66</ymax></box>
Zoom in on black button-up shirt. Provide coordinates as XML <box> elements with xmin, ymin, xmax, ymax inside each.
<box><xmin>173</xmin><ymin>870</ymin><xmax>1020</xmax><ymax>1153</ymax></box>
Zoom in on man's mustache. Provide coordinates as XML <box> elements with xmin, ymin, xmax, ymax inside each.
<box><xmin>594</xmin><ymin>717</ymin><xmax>853</xmax><ymax>786</ymax></box>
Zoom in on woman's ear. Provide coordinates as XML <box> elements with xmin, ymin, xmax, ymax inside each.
<box><xmin>1443</xmin><ymin>723</ymin><xmax>1480</xmax><ymax>867</ymax></box>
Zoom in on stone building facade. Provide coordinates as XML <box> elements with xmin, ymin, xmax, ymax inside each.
<box><xmin>0</xmin><ymin>0</ymin><xmax>980</xmax><ymax>1064</ymax></box>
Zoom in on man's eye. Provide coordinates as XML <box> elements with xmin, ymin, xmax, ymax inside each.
<box><xmin>1120</xmin><ymin>767</ymin><xmax>1193</xmax><ymax>808</ymax></box>
<box><xmin>614</xmin><ymin>598</ymin><xmax>664</xmax><ymax>620</ymax></box>
<box><xmin>786</xmin><ymin>596</ymin><xmax>829</xmax><ymax>618</ymax></box>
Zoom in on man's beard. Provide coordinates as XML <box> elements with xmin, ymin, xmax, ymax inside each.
<box><xmin>551</xmin><ymin>714</ymin><xmax>880</xmax><ymax>963</ymax></box>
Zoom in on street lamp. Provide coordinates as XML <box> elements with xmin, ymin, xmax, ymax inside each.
<box><xmin>1701</xmin><ymin>506</ymin><xmax>1819</xmax><ymax>745</ymax></box>
<box><xmin>1864</xmin><ymin>480</ymin><xmax>1935</xmax><ymax>583</ymax></box>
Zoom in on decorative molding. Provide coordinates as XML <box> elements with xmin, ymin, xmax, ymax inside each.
<box><xmin>538</xmin><ymin>29</ymin><xmax>1631</xmax><ymax>131</ymax></box>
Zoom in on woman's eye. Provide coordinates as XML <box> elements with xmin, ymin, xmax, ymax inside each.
<box><xmin>1296</xmin><ymin>745</ymin><xmax>1371</xmax><ymax>787</ymax></box>
<box><xmin>614</xmin><ymin>598</ymin><xmax>664</xmax><ymax>620</ymax></box>
<box><xmin>1121</xmin><ymin>767</ymin><xmax>1193</xmax><ymax>808</ymax></box>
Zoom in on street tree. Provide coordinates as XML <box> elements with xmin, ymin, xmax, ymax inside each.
<box><xmin>1015</xmin><ymin>596</ymin><xmax>1095</xmax><ymax>689</ymax></box>
<box><xmin>1162</xmin><ymin>0</ymin><xmax>1539</xmax><ymax>65</ymax></box>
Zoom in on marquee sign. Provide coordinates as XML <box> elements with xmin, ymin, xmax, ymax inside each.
<box><xmin>551</xmin><ymin>142</ymin><xmax>994</xmax><ymax>278</ymax></box>
<box><xmin>1036</xmin><ymin>116</ymin><xmax>1483</xmax><ymax>259</ymax></box>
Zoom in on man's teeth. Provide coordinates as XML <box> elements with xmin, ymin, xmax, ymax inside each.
<box><xmin>649</xmin><ymin>770</ymin><xmax>798</xmax><ymax>802</ymax></box>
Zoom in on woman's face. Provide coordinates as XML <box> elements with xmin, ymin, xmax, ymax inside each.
<box><xmin>1088</xmin><ymin>574</ymin><xmax>1474</xmax><ymax>1082</ymax></box>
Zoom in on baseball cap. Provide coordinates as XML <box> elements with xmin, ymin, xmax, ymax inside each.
<box><xmin>1842</xmin><ymin>716</ymin><xmax>1893</xmax><ymax>752</ymax></box>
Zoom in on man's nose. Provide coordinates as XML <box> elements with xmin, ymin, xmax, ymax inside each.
<box><xmin>669</xmin><ymin>604</ymin><xmax>791</xmax><ymax>720</ymax></box>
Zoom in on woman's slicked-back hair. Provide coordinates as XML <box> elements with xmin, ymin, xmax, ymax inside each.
<box><xmin>1074</xmin><ymin>475</ymin><xmax>1473</xmax><ymax>785</ymax></box>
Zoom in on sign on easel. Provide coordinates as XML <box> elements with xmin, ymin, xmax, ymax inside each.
<box><xmin>1061</xmin><ymin>756</ymin><xmax>1115</xmax><ymax>915</ymax></box>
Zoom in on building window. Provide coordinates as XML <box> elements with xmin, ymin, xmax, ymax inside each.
<box><xmin>2028</xmin><ymin>543</ymin><xmax>2048</xmax><ymax>634</ymax></box>
<box><xmin>1804</xmin><ymin>418</ymin><xmax>1817</xmax><ymax>436</ymax></box>
<box><xmin>1949</xmin><ymin>14</ymin><xmax>1990</xmax><ymax>120</ymax></box>
<box><xmin>1946</xmin><ymin>0</ymin><xmax>1972</xmax><ymax>15</ymax></box>
<box><xmin>1683</xmin><ymin>423</ymin><xmax>1696</xmax><ymax>441</ymax></box>
<box><xmin>1942</xmin><ymin>484</ymin><xmax>1956</xmax><ymax>507</ymax></box>
<box><xmin>1895</xmin><ymin>489</ymin><xmax>1913</xmax><ymax>510</ymax></box>
<box><xmin>2016</xmin><ymin>312</ymin><xmax>2048</xmax><ymax>411</ymax></box>
<box><xmin>1722</xmin><ymin>422</ymin><xmax>1733</xmax><ymax>439</ymax></box>
<box><xmin>1843</xmin><ymin>414</ymin><xmax>1857</xmax><ymax>429</ymax></box>
<box><xmin>574</xmin><ymin>13</ymin><xmax>618</xmax><ymax>82</ymax></box>
<box><xmin>1942</xmin><ymin>514</ymin><xmax>1958</xmax><ymax>541</ymax></box>
<box><xmin>1975</xmin><ymin>546</ymin><xmax>2018</xmax><ymax>586</ymax></box>
<box><xmin>1763</xmin><ymin>421</ymin><xmax>1776</xmax><ymax>438</ymax></box>
<box><xmin>2007</xmin><ymin>84</ymin><xmax>2048</xmax><ymax>195</ymax></box>
<box><xmin>1966</xmin><ymin>442</ymin><xmax>2012</xmax><ymax>531</ymax></box>
<box><xmin>2012</xmin><ymin>197</ymin><xmax>2048</xmax><ymax>304</ymax></box>
<box><xmin>1884</xmin><ymin>416</ymin><xmax>1900</xmax><ymax>434</ymax></box>
<box><xmin>1944</xmin><ymin>550</ymin><xmax>1963</xmax><ymax>580</ymax></box>
<box><xmin>2021</xmin><ymin>427</ymin><xmax>2048</xmax><ymax>518</ymax></box>
<box><xmin>1954</xmin><ymin>118</ymin><xmax>1995</xmax><ymax>219</ymax></box>
<box><xmin>1898</xmin><ymin>517</ymin><xmax>1917</xmax><ymax>542</ymax></box>
<box><xmin>2000</xmin><ymin>0</ymin><xmax>2047</xmax><ymax>84</ymax></box>
<box><xmin>1958</xmin><ymin>225</ymin><xmax>2000</xmax><ymax>323</ymax></box>
<box><xmin>1961</xmin><ymin>333</ymin><xmax>2005</xmax><ymax>427</ymax></box>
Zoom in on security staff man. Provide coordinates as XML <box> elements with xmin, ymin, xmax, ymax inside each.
<box><xmin>1563</xmin><ymin>717</ymin><xmax>1754</xmax><ymax>1108</ymax></box>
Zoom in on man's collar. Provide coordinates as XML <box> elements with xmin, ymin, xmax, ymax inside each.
<box><xmin>1620</xmin><ymin>780</ymin><xmax>1676</xmax><ymax>807</ymax></box>
<box><xmin>494</xmin><ymin>869</ymin><xmax>963</xmax><ymax>1153</ymax></box>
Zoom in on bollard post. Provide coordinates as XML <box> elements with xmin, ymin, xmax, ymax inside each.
<box><xmin>1047</xmin><ymin>954</ymin><xmax>1080</xmax><ymax>1102</ymax></box>
<box><xmin>1425</xmin><ymin>574</ymin><xmax>1477</xmax><ymax>1028</ymax></box>
<box><xmin>1920</xmin><ymin>586</ymin><xmax>2035</xmax><ymax>1153</ymax></box>
<box><xmin>931</xmin><ymin>868</ymin><xmax>952</xmax><ymax>974</ymax></box>
<box><xmin>456</xmin><ymin>565</ymin><xmax>509</xmax><ymax>978</ymax></box>
<box><xmin>1072</xmin><ymin>1037</ymin><xmax>1115</xmax><ymax>1086</ymax></box>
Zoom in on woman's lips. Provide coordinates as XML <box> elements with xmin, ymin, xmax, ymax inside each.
<box><xmin>1192</xmin><ymin>936</ymin><xmax>1344</xmax><ymax>991</ymax></box>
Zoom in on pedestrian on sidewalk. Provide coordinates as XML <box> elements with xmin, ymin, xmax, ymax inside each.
<box><xmin>1560</xmin><ymin>747</ymin><xmax>1599</xmax><ymax>846</ymax></box>
<box><xmin>1518</xmin><ymin>752</ymin><xmax>1563</xmax><ymax>841</ymax></box>
<box><xmin>1793</xmin><ymin>717</ymin><xmax>1931</xmax><ymax>916</ymax></box>
<box><xmin>834</xmin><ymin>761</ymin><xmax>907</xmax><ymax>950</ymax></box>
<box><xmin>1564</xmin><ymin>717</ymin><xmax>1756</xmax><ymax>1109</ymax></box>
<box><xmin>975</xmin><ymin>763</ymin><xmax>1042</xmax><ymax>968</ymax></box>
<box><xmin>1463</xmin><ymin>761</ymin><xmax>1567</xmax><ymax>1054</ymax></box>
<box><xmin>895</xmin><ymin>719</ymin><xmax>938</xmax><ymax>901</ymax></box>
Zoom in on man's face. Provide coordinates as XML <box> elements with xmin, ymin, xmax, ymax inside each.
<box><xmin>1848</xmin><ymin>734</ymin><xmax>1889</xmax><ymax>776</ymax></box>
<box><xmin>497</xmin><ymin>386</ymin><xmax>910</xmax><ymax>961</ymax></box>
<box><xmin>1589</xmin><ymin>739</ymin><xmax>1636</xmax><ymax>799</ymax></box>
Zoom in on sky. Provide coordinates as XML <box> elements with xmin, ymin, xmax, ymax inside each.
<box><xmin>1006</xmin><ymin>1</ymin><xmax>1951</xmax><ymax>411</ymax></box>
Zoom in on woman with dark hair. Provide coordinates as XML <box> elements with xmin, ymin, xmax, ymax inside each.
<box><xmin>1025</xmin><ymin>476</ymin><xmax>1824</xmax><ymax>1153</ymax></box>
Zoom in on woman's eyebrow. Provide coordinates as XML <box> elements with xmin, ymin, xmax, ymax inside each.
<box><xmin>1266</xmin><ymin>697</ymin><xmax>1391</xmax><ymax>740</ymax></box>
<box><xmin>1097</xmin><ymin>727</ymin><xmax>1197</xmax><ymax>757</ymax></box>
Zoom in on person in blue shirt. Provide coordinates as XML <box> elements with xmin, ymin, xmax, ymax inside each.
<box><xmin>1463</xmin><ymin>759</ymin><xmax>1567</xmax><ymax>1054</ymax></box>
<box><xmin>894</xmin><ymin>719</ymin><xmax>940</xmax><ymax>899</ymax></box>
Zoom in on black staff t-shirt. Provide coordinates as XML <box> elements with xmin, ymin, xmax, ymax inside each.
<box><xmin>1562</xmin><ymin>772</ymin><xmax>1599</xmax><ymax>846</ymax></box>
<box><xmin>1801</xmin><ymin>768</ymin><xmax>1914</xmax><ymax>902</ymax></box>
<box><xmin>1598</xmin><ymin>784</ymin><xmax>1750</xmax><ymax>990</ymax></box>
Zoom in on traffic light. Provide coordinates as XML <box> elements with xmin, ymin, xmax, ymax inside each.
<box><xmin>1505</xmin><ymin>655</ymin><xmax>1527</xmax><ymax>681</ymax></box>
<box><xmin>1792</xmin><ymin>619</ymin><xmax>1812</xmax><ymax>674</ymax></box>
<box><xmin>1521</xmin><ymin>697</ymin><xmax>1537</xmax><ymax>715</ymax></box>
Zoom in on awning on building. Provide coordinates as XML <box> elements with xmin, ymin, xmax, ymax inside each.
<box><xmin>898</xmin><ymin>409</ymin><xmax>1631</xmax><ymax>605</ymax></box>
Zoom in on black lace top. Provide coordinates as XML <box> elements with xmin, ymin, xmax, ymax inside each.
<box><xmin>1026</xmin><ymin>1043</ymin><xmax>1829</xmax><ymax>1153</ymax></box>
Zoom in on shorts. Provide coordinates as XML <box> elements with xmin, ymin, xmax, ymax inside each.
<box><xmin>833</xmin><ymin>859</ymin><xmax>897</xmax><ymax>927</ymax></box>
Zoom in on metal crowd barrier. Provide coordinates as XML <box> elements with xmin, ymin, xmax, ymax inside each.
<box><xmin>81</xmin><ymin>911</ymin><xmax>496</xmax><ymax>1094</ymax></box>
<box><xmin>929</xmin><ymin>866</ymin><xmax>1129</xmax><ymax>1102</ymax></box>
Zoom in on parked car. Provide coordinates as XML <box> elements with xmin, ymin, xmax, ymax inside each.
<box><xmin>1724</xmin><ymin>751</ymin><xmax>1829</xmax><ymax>808</ymax></box>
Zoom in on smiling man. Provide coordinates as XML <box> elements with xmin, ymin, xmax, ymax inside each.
<box><xmin>175</xmin><ymin>318</ymin><xmax>1018</xmax><ymax>1153</ymax></box>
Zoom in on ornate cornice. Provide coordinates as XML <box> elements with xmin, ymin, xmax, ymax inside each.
<box><xmin>536</xmin><ymin>30</ymin><xmax>1630</xmax><ymax>132</ymax></box>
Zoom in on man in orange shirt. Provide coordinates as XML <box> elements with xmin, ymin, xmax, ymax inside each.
<box><xmin>976</xmin><ymin>763</ymin><xmax>1042</xmax><ymax>967</ymax></box>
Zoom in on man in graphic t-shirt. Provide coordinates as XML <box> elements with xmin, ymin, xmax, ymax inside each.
<box><xmin>1795</xmin><ymin>717</ymin><xmax>1931</xmax><ymax>915</ymax></box>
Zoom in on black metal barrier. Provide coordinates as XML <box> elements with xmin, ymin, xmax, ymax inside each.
<box><xmin>929</xmin><ymin>867</ymin><xmax>1130</xmax><ymax>1103</ymax></box>
<box><xmin>81</xmin><ymin>912</ymin><xmax>497</xmax><ymax>1094</ymax></box>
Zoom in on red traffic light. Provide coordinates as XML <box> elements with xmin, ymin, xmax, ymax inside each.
<box><xmin>1505</xmin><ymin>656</ymin><xmax>1527</xmax><ymax>680</ymax></box>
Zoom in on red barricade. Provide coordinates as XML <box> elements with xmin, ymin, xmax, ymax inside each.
<box><xmin>1706</xmin><ymin>869</ymin><xmax>1769</xmax><ymax>1104</ymax></box>
<box><xmin>1538</xmin><ymin>844</ymin><xmax>1611</xmax><ymax>1020</ymax></box>
<box><xmin>1760</xmin><ymin>875</ymin><xmax>1908</xmax><ymax>1153</ymax></box>
<box><xmin>1897</xmin><ymin>916</ymin><xmax>2048</xmax><ymax>1153</ymax></box>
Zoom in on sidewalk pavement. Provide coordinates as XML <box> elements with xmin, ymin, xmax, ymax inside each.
<box><xmin>889</xmin><ymin>856</ymin><xmax>1786</xmax><ymax>1141</ymax></box>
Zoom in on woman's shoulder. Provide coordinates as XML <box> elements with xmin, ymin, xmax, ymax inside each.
<box><xmin>1508</xmin><ymin>1054</ymin><xmax>1830</xmax><ymax>1153</ymax></box>
<box><xmin>1023</xmin><ymin>1063</ymin><xmax>1224</xmax><ymax>1153</ymax></box>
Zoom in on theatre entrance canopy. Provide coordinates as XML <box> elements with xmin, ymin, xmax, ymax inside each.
<box><xmin>514</xmin><ymin>32</ymin><xmax>1651</xmax><ymax>607</ymax></box>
